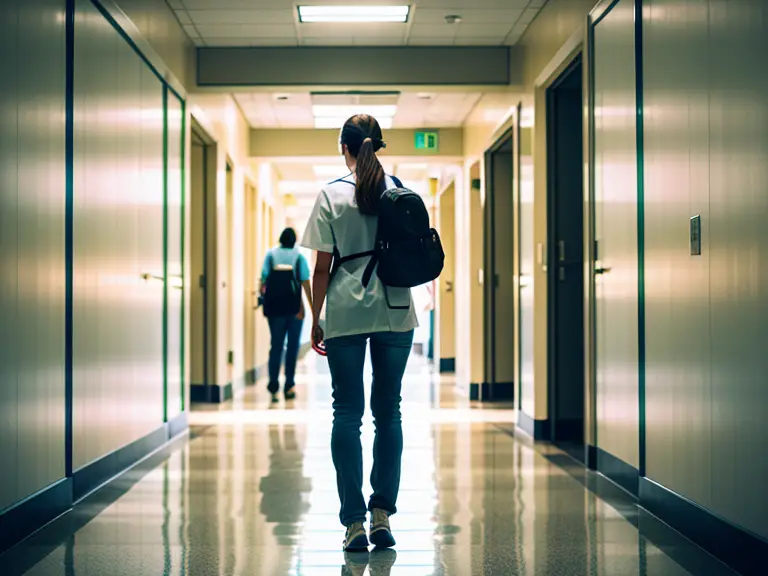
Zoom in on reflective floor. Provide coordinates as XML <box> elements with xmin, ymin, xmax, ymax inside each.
<box><xmin>0</xmin><ymin>354</ymin><xmax>737</xmax><ymax>575</ymax></box>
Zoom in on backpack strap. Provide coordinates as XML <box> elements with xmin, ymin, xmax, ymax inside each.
<box><xmin>391</xmin><ymin>175</ymin><xmax>403</xmax><ymax>189</ymax></box>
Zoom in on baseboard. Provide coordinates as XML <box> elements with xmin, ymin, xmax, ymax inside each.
<box><xmin>439</xmin><ymin>358</ymin><xmax>456</xmax><ymax>373</ymax></box>
<box><xmin>168</xmin><ymin>411</ymin><xmax>188</xmax><ymax>438</ymax></box>
<box><xmin>0</xmin><ymin>478</ymin><xmax>73</xmax><ymax>554</ymax></box>
<box><xmin>190</xmin><ymin>382</ymin><xmax>232</xmax><ymax>403</ymax></box>
<box><xmin>0</xmin><ymin>412</ymin><xmax>189</xmax><ymax>555</ymax></box>
<box><xmin>640</xmin><ymin>477</ymin><xmax>768</xmax><ymax>576</ymax></box>
<box><xmin>593</xmin><ymin>445</ymin><xmax>639</xmax><ymax>498</ymax></box>
<box><xmin>517</xmin><ymin>410</ymin><xmax>550</xmax><ymax>440</ymax></box>
<box><xmin>553</xmin><ymin>418</ymin><xmax>584</xmax><ymax>443</ymax></box>
<box><xmin>470</xmin><ymin>381</ymin><xmax>514</xmax><ymax>401</ymax></box>
<box><xmin>586</xmin><ymin>444</ymin><xmax>598</xmax><ymax>470</ymax></box>
<box><xmin>72</xmin><ymin>425</ymin><xmax>169</xmax><ymax>502</ymax></box>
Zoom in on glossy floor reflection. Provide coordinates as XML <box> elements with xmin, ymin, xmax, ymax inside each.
<box><xmin>1</xmin><ymin>354</ymin><xmax>737</xmax><ymax>575</ymax></box>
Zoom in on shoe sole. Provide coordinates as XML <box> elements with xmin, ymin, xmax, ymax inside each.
<box><xmin>344</xmin><ymin>533</ymin><xmax>370</xmax><ymax>552</ymax></box>
<box><xmin>369</xmin><ymin>528</ymin><xmax>396</xmax><ymax>549</ymax></box>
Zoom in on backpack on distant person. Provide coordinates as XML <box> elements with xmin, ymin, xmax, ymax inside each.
<box><xmin>333</xmin><ymin>176</ymin><xmax>445</xmax><ymax>308</ymax></box>
<box><xmin>262</xmin><ymin>252</ymin><xmax>302</xmax><ymax>318</ymax></box>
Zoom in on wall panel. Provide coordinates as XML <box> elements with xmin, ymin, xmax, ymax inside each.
<box><xmin>167</xmin><ymin>93</ymin><xmax>184</xmax><ymax>419</ymax></box>
<box><xmin>73</xmin><ymin>0</ymin><xmax>165</xmax><ymax>470</ymax></box>
<box><xmin>644</xmin><ymin>0</ymin><xmax>768</xmax><ymax>540</ymax></box>
<box><xmin>593</xmin><ymin>0</ymin><xmax>639</xmax><ymax>468</ymax></box>
<box><xmin>0</xmin><ymin>0</ymin><xmax>67</xmax><ymax>511</ymax></box>
<box><xmin>643</xmin><ymin>0</ymin><xmax>712</xmax><ymax>509</ymax></box>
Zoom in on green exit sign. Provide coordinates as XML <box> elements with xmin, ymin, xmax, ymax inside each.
<box><xmin>414</xmin><ymin>130</ymin><xmax>439</xmax><ymax>152</ymax></box>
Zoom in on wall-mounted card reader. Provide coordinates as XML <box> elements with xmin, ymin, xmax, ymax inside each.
<box><xmin>690</xmin><ymin>215</ymin><xmax>702</xmax><ymax>256</ymax></box>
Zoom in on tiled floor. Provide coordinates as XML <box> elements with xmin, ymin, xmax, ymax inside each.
<box><xmin>0</xmin><ymin>353</ymin><xmax>737</xmax><ymax>575</ymax></box>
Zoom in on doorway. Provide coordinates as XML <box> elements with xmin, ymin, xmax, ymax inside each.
<box><xmin>244</xmin><ymin>181</ymin><xmax>258</xmax><ymax>382</ymax></box>
<box><xmin>438</xmin><ymin>182</ymin><xmax>456</xmax><ymax>373</ymax></box>
<box><xmin>546</xmin><ymin>56</ymin><xmax>585</xmax><ymax>456</ymax></box>
<box><xmin>190</xmin><ymin>122</ymin><xmax>216</xmax><ymax>401</ymax></box>
<box><xmin>483</xmin><ymin>130</ymin><xmax>516</xmax><ymax>401</ymax></box>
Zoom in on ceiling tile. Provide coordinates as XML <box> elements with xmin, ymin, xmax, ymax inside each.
<box><xmin>412</xmin><ymin>9</ymin><xmax>524</xmax><ymax>25</ymax></box>
<box><xmin>206</xmin><ymin>37</ymin><xmax>298</xmax><ymax>46</ymax></box>
<box><xmin>166</xmin><ymin>0</ymin><xmax>185</xmax><ymax>9</ymax></box>
<box><xmin>409</xmin><ymin>24</ymin><xmax>457</xmax><ymax>38</ymax></box>
<box><xmin>187</xmin><ymin>9</ymin><xmax>295</xmax><ymax>25</ymax></box>
<box><xmin>298</xmin><ymin>22</ymin><xmax>406</xmax><ymax>38</ymax></box>
<box><xmin>455</xmin><ymin>23</ymin><xmax>514</xmax><ymax>37</ymax></box>
<box><xmin>182</xmin><ymin>24</ymin><xmax>200</xmax><ymax>39</ymax></box>
<box><xmin>302</xmin><ymin>37</ymin><xmax>354</xmax><ymax>46</ymax></box>
<box><xmin>413</xmin><ymin>0</ymin><xmax>529</xmax><ymax>7</ymax></box>
<box><xmin>196</xmin><ymin>24</ymin><xmax>297</xmax><ymax>38</ymax></box>
<box><xmin>353</xmin><ymin>37</ymin><xmax>405</xmax><ymax>46</ymax></box>
<box><xmin>407</xmin><ymin>37</ymin><xmax>455</xmax><ymax>45</ymax></box>
<box><xmin>174</xmin><ymin>10</ymin><xmax>192</xmax><ymax>25</ymax></box>
<box><xmin>454</xmin><ymin>37</ymin><xmax>504</xmax><ymax>45</ymax></box>
<box><xmin>192</xmin><ymin>37</ymin><xmax>207</xmax><ymax>47</ymax></box>
<box><xmin>183</xmin><ymin>0</ymin><xmax>294</xmax><ymax>8</ymax></box>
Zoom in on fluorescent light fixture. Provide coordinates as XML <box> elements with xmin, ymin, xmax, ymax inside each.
<box><xmin>314</xmin><ymin>117</ymin><xmax>393</xmax><ymax>129</ymax></box>
<box><xmin>312</xmin><ymin>105</ymin><xmax>397</xmax><ymax>119</ymax></box>
<box><xmin>299</xmin><ymin>6</ymin><xmax>410</xmax><ymax>23</ymax></box>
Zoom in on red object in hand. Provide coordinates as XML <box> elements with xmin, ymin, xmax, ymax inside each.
<box><xmin>312</xmin><ymin>325</ymin><xmax>327</xmax><ymax>356</ymax></box>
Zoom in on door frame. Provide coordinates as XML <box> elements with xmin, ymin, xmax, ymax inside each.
<box><xmin>583</xmin><ymin>0</ymin><xmax>624</xmax><ymax>464</ymax></box>
<box><xmin>190</xmin><ymin>116</ymin><xmax>216</xmax><ymax>401</ymax></box>
<box><xmin>546</xmin><ymin>54</ymin><xmax>585</xmax><ymax>445</ymax></box>
<box><xmin>482</xmin><ymin>126</ymin><xmax>516</xmax><ymax>401</ymax></box>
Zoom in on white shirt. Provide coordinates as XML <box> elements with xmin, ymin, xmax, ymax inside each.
<box><xmin>301</xmin><ymin>174</ymin><xmax>419</xmax><ymax>340</ymax></box>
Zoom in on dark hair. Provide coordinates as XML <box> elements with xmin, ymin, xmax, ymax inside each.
<box><xmin>340</xmin><ymin>114</ymin><xmax>387</xmax><ymax>215</ymax></box>
<box><xmin>279</xmin><ymin>227</ymin><xmax>297</xmax><ymax>248</ymax></box>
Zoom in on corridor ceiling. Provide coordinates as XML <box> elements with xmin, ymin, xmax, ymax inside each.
<box><xmin>234</xmin><ymin>91</ymin><xmax>483</xmax><ymax>129</ymax></box>
<box><xmin>168</xmin><ymin>0</ymin><xmax>548</xmax><ymax>47</ymax></box>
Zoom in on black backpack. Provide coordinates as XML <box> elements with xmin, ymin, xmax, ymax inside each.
<box><xmin>334</xmin><ymin>176</ymin><xmax>445</xmax><ymax>308</ymax></box>
<box><xmin>262</xmin><ymin>252</ymin><xmax>302</xmax><ymax>318</ymax></box>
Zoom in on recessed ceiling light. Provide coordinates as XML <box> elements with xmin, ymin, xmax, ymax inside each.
<box><xmin>444</xmin><ymin>14</ymin><xmax>463</xmax><ymax>24</ymax></box>
<box><xmin>299</xmin><ymin>6</ymin><xmax>410</xmax><ymax>23</ymax></box>
<box><xmin>315</xmin><ymin>117</ymin><xmax>393</xmax><ymax>130</ymax></box>
<box><xmin>417</xmin><ymin>93</ymin><xmax>434</xmax><ymax>100</ymax></box>
<box><xmin>274</xmin><ymin>94</ymin><xmax>291</xmax><ymax>101</ymax></box>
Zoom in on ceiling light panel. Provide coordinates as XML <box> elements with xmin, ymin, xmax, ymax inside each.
<box><xmin>299</xmin><ymin>6</ymin><xmax>410</xmax><ymax>23</ymax></box>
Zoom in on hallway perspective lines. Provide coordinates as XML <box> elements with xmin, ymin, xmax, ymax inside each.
<box><xmin>1</xmin><ymin>356</ymin><xmax>737</xmax><ymax>576</ymax></box>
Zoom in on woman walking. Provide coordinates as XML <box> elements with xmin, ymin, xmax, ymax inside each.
<box><xmin>301</xmin><ymin>114</ymin><xmax>417</xmax><ymax>551</ymax></box>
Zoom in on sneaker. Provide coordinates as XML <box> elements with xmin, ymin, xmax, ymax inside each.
<box><xmin>343</xmin><ymin>522</ymin><xmax>369</xmax><ymax>551</ymax></box>
<box><xmin>270</xmin><ymin>393</ymin><xmax>279</xmax><ymax>404</ymax></box>
<box><xmin>369</xmin><ymin>509</ymin><xmax>396</xmax><ymax>549</ymax></box>
<box><xmin>284</xmin><ymin>388</ymin><xmax>296</xmax><ymax>401</ymax></box>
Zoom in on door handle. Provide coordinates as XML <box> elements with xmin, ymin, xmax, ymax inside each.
<box><xmin>445</xmin><ymin>281</ymin><xmax>453</xmax><ymax>293</ymax></box>
<box><xmin>594</xmin><ymin>266</ymin><xmax>612</xmax><ymax>275</ymax></box>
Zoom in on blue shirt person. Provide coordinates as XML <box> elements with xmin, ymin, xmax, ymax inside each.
<box><xmin>260</xmin><ymin>228</ymin><xmax>312</xmax><ymax>402</ymax></box>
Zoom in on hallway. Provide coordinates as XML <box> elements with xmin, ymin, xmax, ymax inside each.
<box><xmin>1</xmin><ymin>356</ymin><xmax>734</xmax><ymax>576</ymax></box>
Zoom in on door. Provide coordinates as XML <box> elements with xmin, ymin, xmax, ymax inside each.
<box><xmin>547</xmin><ymin>57</ymin><xmax>585</xmax><ymax>449</ymax></box>
<box><xmin>483</xmin><ymin>134</ymin><xmax>516</xmax><ymax>401</ymax></box>
<box><xmin>190</xmin><ymin>128</ymin><xmax>210</xmax><ymax>395</ymax></box>
<box><xmin>165</xmin><ymin>91</ymin><xmax>184</xmax><ymax>420</ymax></box>
<box><xmin>439</xmin><ymin>183</ymin><xmax>456</xmax><ymax>372</ymax></box>
<box><xmin>593</xmin><ymin>0</ymin><xmax>640</xmax><ymax>471</ymax></box>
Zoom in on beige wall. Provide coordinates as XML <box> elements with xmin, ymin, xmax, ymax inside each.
<box><xmin>188</xmin><ymin>96</ymin><xmax>284</xmax><ymax>392</ymax></box>
<box><xmin>251</xmin><ymin>128</ymin><xmax>464</xmax><ymax>158</ymax></box>
<box><xmin>438</xmin><ymin>183</ymin><xmax>456</xmax><ymax>363</ymax></box>
<box><xmin>113</xmin><ymin>0</ymin><xmax>196</xmax><ymax>91</ymax></box>
<box><xmin>455</xmin><ymin>0</ymin><xmax>596</xmax><ymax>416</ymax></box>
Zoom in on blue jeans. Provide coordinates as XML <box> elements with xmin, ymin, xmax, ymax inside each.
<box><xmin>325</xmin><ymin>329</ymin><xmax>414</xmax><ymax>527</ymax></box>
<box><xmin>267</xmin><ymin>315</ymin><xmax>303</xmax><ymax>393</ymax></box>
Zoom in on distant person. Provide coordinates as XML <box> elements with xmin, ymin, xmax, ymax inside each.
<box><xmin>301</xmin><ymin>114</ymin><xmax>421</xmax><ymax>552</ymax></box>
<box><xmin>261</xmin><ymin>228</ymin><xmax>312</xmax><ymax>402</ymax></box>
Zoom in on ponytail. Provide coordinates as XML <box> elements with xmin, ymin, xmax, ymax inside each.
<box><xmin>354</xmin><ymin>137</ymin><xmax>385</xmax><ymax>216</ymax></box>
